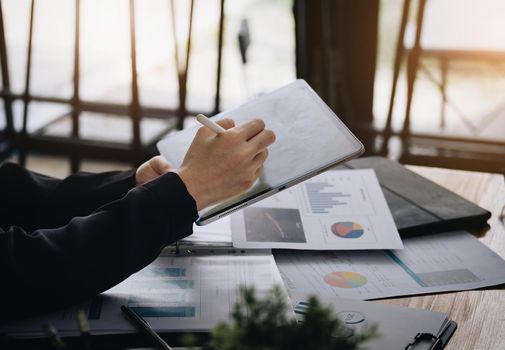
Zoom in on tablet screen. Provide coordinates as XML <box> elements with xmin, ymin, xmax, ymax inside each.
<box><xmin>157</xmin><ymin>80</ymin><xmax>364</xmax><ymax>224</ymax></box>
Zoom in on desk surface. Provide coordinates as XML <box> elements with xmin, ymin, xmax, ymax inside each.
<box><xmin>6</xmin><ymin>165</ymin><xmax>504</xmax><ymax>350</ymax></box>
<box><xmin>376</xmin><ymin>165</ymin><xmax>505</xmax><ymax>350</ymax></box>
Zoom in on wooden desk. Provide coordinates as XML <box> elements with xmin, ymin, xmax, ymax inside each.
<box><xmin>377</xmin><ymin>166</ymin><xmax>505</xmax><ymax>350</ymax></box>
<box><xmin>5</xmin><ymin>165</ymin><xmax>504</xmax><ymax>350</ymax></box>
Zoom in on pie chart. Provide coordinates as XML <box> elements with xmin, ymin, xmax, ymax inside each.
<box><xmin>331</xmin><ymin>222</ymin><xmax>364</xmax><ymax>238</ymax></box>
<box><xmin>324</xmin><ymin>271</ymin><xmax>368</xmax><ymax>288</ymax></box>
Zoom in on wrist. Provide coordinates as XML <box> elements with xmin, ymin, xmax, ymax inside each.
<box><xmin>175</xmin><ymin>167</ymin><xmax>210</xmax><ymax>211</ymax></box>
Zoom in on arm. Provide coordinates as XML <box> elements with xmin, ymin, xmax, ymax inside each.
<box><xmin>0</xmin><ymin>162</ymin><xmax>136</xmax><ymax>231</ymax></box>
<box><xmin>0</xmin><ymin>171</ymin><xmax>197</xmax><ymax>321</ymax></box>
<box><xmin>0</xmin><ymin>117</ymin><xmax>275</xmax><ymax>321</ymax></box>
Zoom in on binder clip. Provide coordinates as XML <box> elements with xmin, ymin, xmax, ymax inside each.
<box><xmin>404</xmin><ymin>332</ymin><xmax>443</xmax><ymax>350</ymax></box>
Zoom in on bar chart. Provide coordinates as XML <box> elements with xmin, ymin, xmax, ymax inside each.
<box><xmin>304</xmin><ymin>181</ymin><xmax>352</xmax><ymax>214</ymax></box>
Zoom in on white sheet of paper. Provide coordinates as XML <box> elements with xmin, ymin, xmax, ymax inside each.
<box><xmin>231</xmin><ymin>169</ymin><xmax>403</xmax><ymax>250</ymax></box>
<box><xmin>2</xmin><ymin>251</ymin><xmax>289</xmax><ymax>337</ymax></box>
<box><xmin>183</xmin><ymin>216</ymin><xmax>232</xmax><ymax>245</ymax></box>
<box><xmin>290</xmin><ymin>293</ymin><xmax>450</xmax><ymax>350</ymax></box>
<box><xmin>275</xmin><ymin>231</ymin><xmax>505</xmax><ymax>300</ymax></box>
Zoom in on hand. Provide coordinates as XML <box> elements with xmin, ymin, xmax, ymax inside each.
<box><xmin>176</xmin><ymin>118</ymin><xmax>275</xmax><ymax>210</ymax></box>
<box><xmin>136</xmin><ymin>155</ymin><xmax>175</xmax><ymax>186</ymax></box>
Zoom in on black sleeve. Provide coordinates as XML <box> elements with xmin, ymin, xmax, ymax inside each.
<box><xmin>0</xmin><ymin>171</ymin><xmax>198</xmax><ymax>321</ymax></box>
<box><xmin>0</xmin><ymin>162</ymin><xmax>137</xmax><ymax>232</ymax></box>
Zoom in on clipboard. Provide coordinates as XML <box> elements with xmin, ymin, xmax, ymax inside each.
<box><xmin>292</xmin><ymin>294</ymin><xmax>457</xmax><ymax>350</ymax></box>
<box><xmin>405</xmin><ymin>320</ymin><xmax>457</xmax><ymax>350</ymax></box>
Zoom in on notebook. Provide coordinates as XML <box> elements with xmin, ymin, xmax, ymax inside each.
<box><xmin>341</xmin><ymin>157</ymin><xmax>491</xmax><ymax>237</ymax></box>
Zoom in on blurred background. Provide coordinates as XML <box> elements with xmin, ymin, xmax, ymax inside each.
<box><xmin>0</xmin><ymin>0</ymin><xmax>504</xmax><ymax>178</ymax></box>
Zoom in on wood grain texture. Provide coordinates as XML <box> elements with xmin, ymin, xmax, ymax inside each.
<box><xmin>375</xmin><ymin>166</ymin><xmax>505</xmax><ymax>350</ymax></box>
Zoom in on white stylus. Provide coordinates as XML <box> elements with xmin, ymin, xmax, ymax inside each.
<box><xmin>196</xmin><ymin>114</ymin><xmax>226</xmax><ymax>134</ymax></box>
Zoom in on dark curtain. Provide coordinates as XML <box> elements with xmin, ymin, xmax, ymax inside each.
<box><xmin>294</xmin><ymin>0</ymin><xmax>379</xmax><ymax>153</ymax></box>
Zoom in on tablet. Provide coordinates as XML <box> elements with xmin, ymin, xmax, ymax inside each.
<box><xmin>157</xmin><ymin>79</ymin><xmax>364</xmax><ymax>225</ymax></box>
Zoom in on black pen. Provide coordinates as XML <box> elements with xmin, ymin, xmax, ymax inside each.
<box><xmin>43</xmin><ymin>322</ymin><xmax>66</xmax><ymax>349</ymax></box>
<box><xmin>120</xmin><ymin>305</ymin><xmax>172</xmax><ymax>350</ymax></box>
<box><xmin>76</xmin><ymin>310</ymin><xmax>92</xmax><ymax>350</ymax></box>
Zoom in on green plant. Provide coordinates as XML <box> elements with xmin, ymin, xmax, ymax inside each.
<box><xmin>183</xmin><ymin>286</ymin><xmax>378</xmax><ymax>350</ymax></box>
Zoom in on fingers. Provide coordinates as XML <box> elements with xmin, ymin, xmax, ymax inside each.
<box><xmin>253</xmin><ymin>149</ymin><xmax>269</xmax><ymax>166</ymax></box>
<box><xmin>251</xmin><ymin>150</ymin><xmax>268</xmax><ymax>183</ymax></box>
<box><xmin>247</xmin><ymin>128</ymin><xmax>276</xmax><ymax>153</ymax></box>
<box><xmin>152</xmin><ymin>156</ymin><xmax>174</xmax><ymax>174</ymax></box>
<box><xmin>235</xmin><ymin>118</ymin><xmax>266</xmax><ymax>141</ymax></box>
<box><xmin>196</xmin><ymin>118</ymin><xmax>235</xmax><ymax>138</ymax></box>
<box><xmin>216</xmin><ymin>118</ymin><xmax>235</xmax><ymax>130</ymax></box>
<box><xmin>254</xmin><ymin>165</ymin><xmax>264</xmax><ymax>179</ymax></box>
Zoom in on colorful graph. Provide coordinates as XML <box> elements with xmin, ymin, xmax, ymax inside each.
<box><xmin>331</xmin><ymin>222</ymin><xmax>364</xmax><ymax>238</ymax></box>
<box><xmin>324</xmin><ymin>271</ymin><xmax>368</xmax><ymax>288</ymax></box>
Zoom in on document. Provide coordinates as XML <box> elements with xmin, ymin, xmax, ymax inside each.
<box><xmin>290</xmin><ymin>293</ymin><xmax>455</xmax><ymax>350</ymax></box>
<box><xmin>231</xmin><ymin>169</ymin><xmax>403</xmax><ymax>250</ymax></box>
<box><xmin>275</xmin><ymin>231</ymin><xmax>505</xmax><ymax>300</ymax></box>
<box><xmin>2</xmin><ymin>250</ymin><xmax>289</xmax><ymax>337</ymax></box>
<box><xmin>182</xmin><ymin>216</ymin><xmax>232</xmax><ymax>246</ymax></box>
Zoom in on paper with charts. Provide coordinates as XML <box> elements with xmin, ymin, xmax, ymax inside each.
<box><xmin>275</xmin><ymin>231</ymin><xmax>505</xmax><ymax>300</ymax></box>
<box><xmin>1</xmin><ymin>251</ymin><xmax>290</xmax><ymax>337</ymax></box>
<box><xmin>231</xmin><ymin>169</ymin><xmax>403</xmax><ymax>250</ymax></box>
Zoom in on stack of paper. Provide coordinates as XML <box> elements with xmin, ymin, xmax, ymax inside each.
<box><xmin>182</xmin><ymin>216</ymin><xmax>232</xmax><ymax>246</ymax></box>
<box><xmin>1</xmin><ymin>250</ymin><xmax>290</xmax><ymax>338</ymax></box>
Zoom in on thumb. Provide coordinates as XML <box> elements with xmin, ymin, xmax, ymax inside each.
<box><xmin>151</xmin><ymin>156</ymin><xmax>174</xmax><ymax>175</ymax></box>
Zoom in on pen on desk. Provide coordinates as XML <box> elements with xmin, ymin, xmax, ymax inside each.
<box><xmin>43</xmin><ymin>322</ymin><xmax>66</xmax><ymax>349</ymax></box>
<box><xmin>120</xmin><ymin>305</ymin><xmax>172</xmax><ymax>350</ymax></box>
<box><xmin>196</xmin><ymin>113</ymin><xmax>226</xmax><ymax>134</ymax></box>
<box><xmin>77</xmin><ymin>310</ymin><xmax>92</xmax><ymax>350</ymax></box>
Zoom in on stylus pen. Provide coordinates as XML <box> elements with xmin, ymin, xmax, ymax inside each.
<box><xmin>196</xmin><ymin>113</ymin><xmax>225</xmax><ymax>134</ymax></box>
<box><xmin>120</xmin><ymin>305</ymin><xmax>172</xmax><ymax>350</ymax></box>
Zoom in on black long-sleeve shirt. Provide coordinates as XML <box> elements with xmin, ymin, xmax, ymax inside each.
<box><xmin>0</xmin><ymin>162</ymin><xmax>198</xmax><ymax>321</ymax></box>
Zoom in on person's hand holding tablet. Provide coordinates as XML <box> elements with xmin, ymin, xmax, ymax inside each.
<box><xmin>176</xmin><ymin>116</ymin><xmax>275</xmax><ymax>211</ymax></box>
<box><xmin>158</xmin><ymin>80</ymin><xmax>364</xmax><ymax>224</ymax></box>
